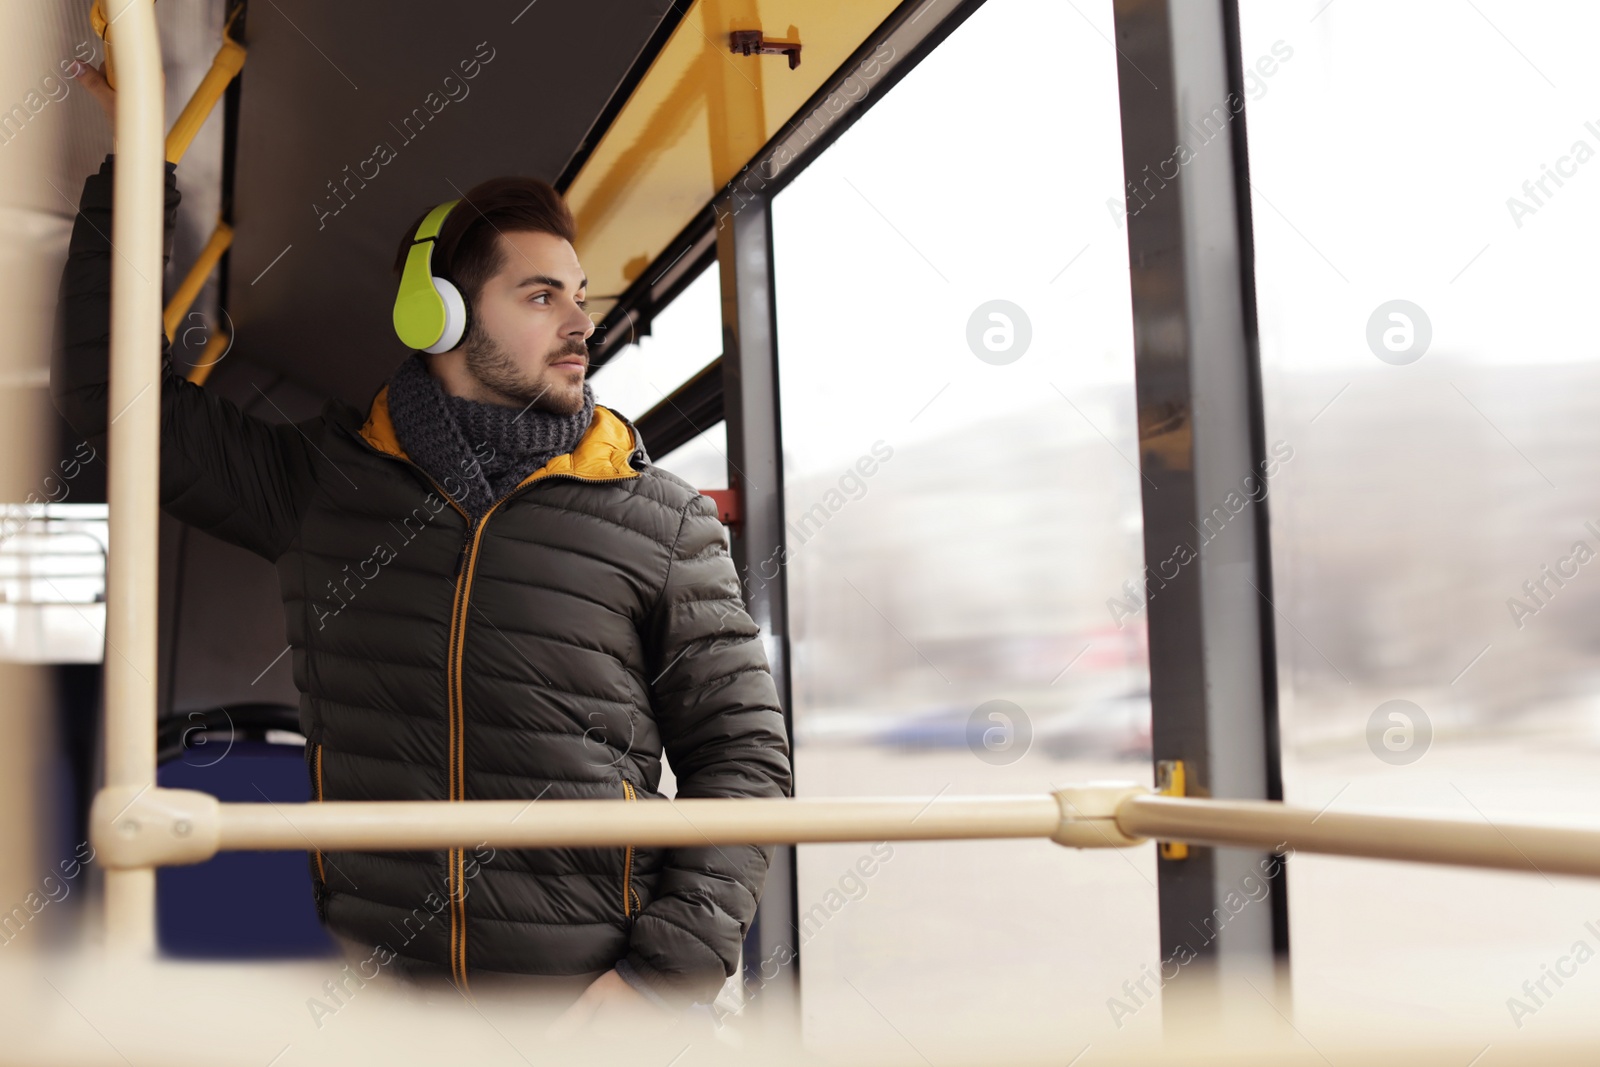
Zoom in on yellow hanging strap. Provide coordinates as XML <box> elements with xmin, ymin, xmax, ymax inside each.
<box><xmin>88</xmin><ymin>0</ymin><xmax>116</xmax><ymax>89</ymax></box>
<box><xmin>166</xmin><ymin>6</ymin><xmax>246</xmax><ymax>163</ymax></box>
<box><xmin>163</xmin><ymin>217</ymin><xmax>233</xmax><ymax>343</ymax></box>
<box><xmin>93</xmin><ymin>2</ymin><xmax>245</xmax><ymax>161</ymax></box>
<box><xmin>96</xmin><ymin>3</ymin><xmax>245</xmax><ymax>358</ymax></box>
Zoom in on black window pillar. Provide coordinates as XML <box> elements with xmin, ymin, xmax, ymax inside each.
<box><xmin>714</xmin><ymin>188</ymin><xmax>798</xmax><ymax>1029</ymax></box>
<box><xmin>1111</xmin><ymin>0</ymin><xmax>1291</xmax><ymax>1025</ymax></box>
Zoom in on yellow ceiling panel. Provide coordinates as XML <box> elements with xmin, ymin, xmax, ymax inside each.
<box><xmin>567</xmin><ymin>0</ymin><xmax>903</xmax><ymax>315</ymax></box>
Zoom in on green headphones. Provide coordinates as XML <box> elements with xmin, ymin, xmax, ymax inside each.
<box><xmin>393</xmin><ymin>199</ymin><xmax>470</xmax><ymax>354</ymax></box>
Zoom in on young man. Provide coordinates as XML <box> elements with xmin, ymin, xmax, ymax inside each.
<box><xmin>55</xmin><ymin>61</ymin><xmax>791</xmax><ymax>1023</ymax></box>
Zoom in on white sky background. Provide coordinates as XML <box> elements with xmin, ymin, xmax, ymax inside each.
<box><xmin>1238</xmin><ymin>0</ymin><xmax>1600</xmax><ymax>373</ymax></box>
<box><xmin>587</xmin><ymin>262</ymin><xmax>721</xmax><ymax>424</ymax></box>
<box><xmin>770</xmin><ymin>0</ymin><xmax>1136</xmax><ymax>477</ymax></box>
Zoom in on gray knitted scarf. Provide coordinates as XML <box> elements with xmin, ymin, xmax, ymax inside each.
<box><xmin>384</xmin><ymin>352</ymin><xmax>597</xmax><ymax>521</ymax></box>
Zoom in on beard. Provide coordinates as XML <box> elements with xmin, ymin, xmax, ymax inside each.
<box><xmin>462</xmin><ymin>324</ymin><xmax>588</xmax><ymax>415</ymax></box>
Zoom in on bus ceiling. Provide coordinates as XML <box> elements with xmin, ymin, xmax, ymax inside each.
<box><xmin>147</xmin><ymin>0</ymin><xmax>905</xmax><ymax>407</ymax></box>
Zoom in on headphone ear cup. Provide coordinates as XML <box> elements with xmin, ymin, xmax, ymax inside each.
<box><xmin>425</xmin><ymin>277</ymin><xmax>468</xmax><ymax>354</ymax></box>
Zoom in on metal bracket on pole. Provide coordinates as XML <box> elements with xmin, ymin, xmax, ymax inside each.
<box><xmin>1051</xmin><ymin>784</ymin><xmax>1151</xmax><ymax>849</ymax></box>
<box><xmin>91</xmin><ymin>786</ymin><xmax>221</xmax><ymax>870</ymax></box>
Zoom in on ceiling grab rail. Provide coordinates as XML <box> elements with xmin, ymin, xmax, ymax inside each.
<box><xmin>162</xmin><ymin>219</ymin><xmax>232</xmax><ymax>344</ymax></box>
<box><xmin>160</xmin><ymin>6</ymin><xmax>245</xmax><ymax>361</ymax></box>
<box><xmin>162</xmin><ymin>5</ymin><xmax>244</xmax><ymax>165</ymax></box>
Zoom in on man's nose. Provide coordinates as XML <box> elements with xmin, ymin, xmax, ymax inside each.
<box><xmin>570</xmin><ymin>308</ymin><xmax>596</xmax><ymax>339</ymax></box>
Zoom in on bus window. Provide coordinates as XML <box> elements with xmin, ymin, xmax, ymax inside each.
<box><xmin>652</xmin><ymin>423</ymin><xmax>729</xmax><ymax>492</ymax></box>
<box><xmin>590</xmin><ymin>261</ymin><xmax>721</xmax><ymax>425</ymax></box>
<box><xmin>0</xmin><ymin>502</ymin><xmax>109</xmax><ymax>664</ymax></box>
<box><xmin>1238</xmin><ymin>0</ymin><xmax>1600</xmax><ymax>1033</ymax></box>
<box><xmin>771</xmin><ymin>0</ymin><xmax>1155</xmax><ymax>1051</ymax></box>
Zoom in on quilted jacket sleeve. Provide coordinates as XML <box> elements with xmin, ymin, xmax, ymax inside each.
<box><xmin>50</xmin><ymin>153</ymin><xmax>316</xmax><ymax>563</ymax></box>
<box><xmin>624</xmin><ymin>491</ymin><xmax>794</xmax><ymax>1007</ymax></box>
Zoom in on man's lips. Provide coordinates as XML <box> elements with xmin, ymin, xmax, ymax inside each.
<box><xmin>552</xmin><ymin>357</ymin><xmax>587</xmax><ymax>370</ymax></box>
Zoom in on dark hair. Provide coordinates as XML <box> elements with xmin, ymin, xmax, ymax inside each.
<box><xmin>391</xmin><ymin>176</ymin><xmax>577</xmax><ymax>309</ymax></box>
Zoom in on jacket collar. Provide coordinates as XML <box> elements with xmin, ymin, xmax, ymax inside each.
<box><xmin>356</xmin><ymin>383</ymin><xmax>645</xmax><ymax>485</ymax></box>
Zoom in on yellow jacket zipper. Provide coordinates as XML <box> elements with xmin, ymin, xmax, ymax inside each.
<box><xmin>442</xmin><ymin>473</ymin><xmax>636</xmax><ymax>987</ymax></box>
<box><xmin>313</xmin><ymin>742</ymin><xmax>326</xmax><ymax>884</ymax></box>
<box><xmin>405</xmin><ymin>469</ymin><xmax>475</xmax><ymax>991</ymax></box>
<box><xmin>621</xmin><ymin>780</ymin><xmax>638</xmax><ymax>917</ymax></box>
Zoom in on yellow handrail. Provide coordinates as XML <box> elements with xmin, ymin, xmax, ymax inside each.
<box><xmin>165</xmin><ymin>10</ymin><xmax>246</xmax><ymax>163</ymax></box>
<box><xmin>162</xmin><ymin>218</ymin><xmax>232</xmax><ymax>342</ymax></box>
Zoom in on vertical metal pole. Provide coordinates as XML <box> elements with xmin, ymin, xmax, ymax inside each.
<box><xmin>100</xmin><ymin>0</ymin><xmax>165</xmax><ymax>954</ymax></box>
<box><xmin>1110</xmin><ymin>0</ymin><xmax>1290</xmax><ymax>1024</ymax></box>
<box><xmin>714</xmin><ymin>191</ymin><xmax>799</xmax><ymax>1027</ymax></box>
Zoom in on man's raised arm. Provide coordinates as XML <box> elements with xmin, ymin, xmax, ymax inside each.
<box><xmin>50</xmin><ymin>152</ymin><xmax>317</xmax><ymax>563</ymax></box>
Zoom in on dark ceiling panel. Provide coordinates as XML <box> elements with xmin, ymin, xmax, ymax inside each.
<box><xmin>223</xmin><ymin>0</ymin><xmax>674</xmax><ymax>408</ymax></box>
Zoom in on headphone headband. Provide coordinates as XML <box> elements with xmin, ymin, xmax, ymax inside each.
<box><xmin>413</xmin><ymin>199</ymin><xmax>458</xmax><ymax>242</ymax></box>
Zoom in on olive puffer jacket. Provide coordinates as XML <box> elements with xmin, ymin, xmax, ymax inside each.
<box><xmin>51</xmin><ymin>154</ymin><xmax>793</xmax><ymax>1005</ymax></box>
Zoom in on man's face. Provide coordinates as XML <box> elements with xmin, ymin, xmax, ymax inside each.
<box><xmin>461</xmin><ymin>229</ymin><xmax>593</xmax><ymax>415</ymax></box>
